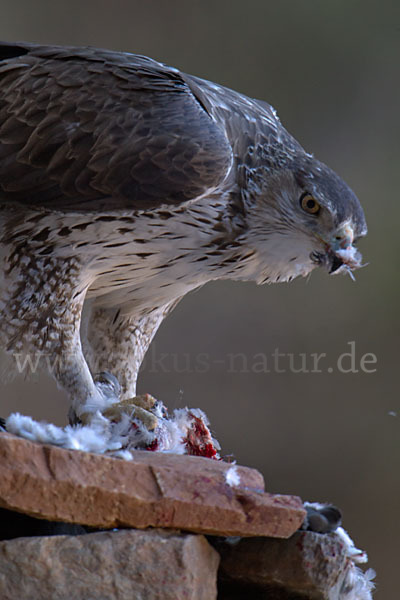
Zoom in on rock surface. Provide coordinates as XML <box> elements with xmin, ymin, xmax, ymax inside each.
<box><xmin>214</xmin><ymin>530</ymin><xmax>373</xmax><ymax>599</ymax></box>
<box><xmin>0</xmin><ymin>432</ymin><xmax>305</xmax><ymax>537</ymax></box>
<box><xmin>0</xmin><ymin>528</ymin><xmax>219</xmax><ymax>600</ymax></box>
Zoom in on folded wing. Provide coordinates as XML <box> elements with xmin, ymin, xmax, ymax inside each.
<box><xmin>0</xmin><ymin>42</ymin><xmax>233</xmax><ymax>212</ymax></box>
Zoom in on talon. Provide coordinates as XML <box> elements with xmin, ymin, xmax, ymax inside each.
<box><xmin>94</xmin><ymin>371</ymin><xmax>122</xmax><ymax>400</ymax></box>
<box><xmin>68</xmin><ymin>371</ymin><xmax>122</xmax><ymax>425</ymax></box>
<box><xmin>127</xmin><ymin>393</ymin><xmax>157</xmax><ymax>412</ymax></box>
<box><xmin>102</xmin><ymin>394</ymin><xmax>160</xmax><ymax>431</ymax></box>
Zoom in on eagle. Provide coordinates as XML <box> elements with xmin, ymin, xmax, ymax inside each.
<box><xmin>0</xmin><ymin>42</ymin><xmax>366</xmax><ymax>424</ymax></box>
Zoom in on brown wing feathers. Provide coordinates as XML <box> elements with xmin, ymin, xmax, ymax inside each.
<box><xmin>0</xmin><ymin>43</ymin><xmax>232</xmax><ymax>212</ymax></box>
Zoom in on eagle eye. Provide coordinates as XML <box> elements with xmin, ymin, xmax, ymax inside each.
<box><xmin>300</xmin><ymin>193</ymin><xmax>320</xmax><ymax>215</ymax></box>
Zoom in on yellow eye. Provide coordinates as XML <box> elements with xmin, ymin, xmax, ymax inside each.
<box><xmin>300</xmin><ymin>193</ymin><xmax>320</xmax><ymax>215</ymax></box>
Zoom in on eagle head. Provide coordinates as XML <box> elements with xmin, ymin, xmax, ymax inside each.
<box><xmin>238</xmin><ymin>154</ymin><xmax>367</xmax><ymax>284</ymax></box>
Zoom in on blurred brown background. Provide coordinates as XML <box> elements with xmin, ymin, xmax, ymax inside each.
<box><xmin>0</xmin><ymin>1</ymin><xmax>398</xmax><ymax>597</ymax></box>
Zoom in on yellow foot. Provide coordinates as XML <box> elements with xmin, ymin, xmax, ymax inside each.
<box><xmin>102</xmin><ymin>394</ymin><xmax>160</xmax><ymax>431</ymax></box>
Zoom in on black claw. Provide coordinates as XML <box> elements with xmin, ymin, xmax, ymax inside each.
<box><xmin>94</xmin><ymin>371</ymin><xmax>122</xmax><ymax>398</ymax></box>
<box><xmin>68</xmin><ymin>406</ymin><xmax>79</xmax><ymax>426</ymax></box>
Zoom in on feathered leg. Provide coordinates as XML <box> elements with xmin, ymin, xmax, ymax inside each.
<box><xmin>81</xmin><ymin>300</ymin><xmax>179</xmax><ymax>426</ymax></box>
<box><xmin>0</xmin><ymin>237</ymin><xmax>118</xmax><ymax>419</ymax></box>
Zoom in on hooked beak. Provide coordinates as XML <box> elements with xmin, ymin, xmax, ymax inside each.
<box><xmin>328</xmin><ymin>250</ymin><xmax>345</xmax><ymax>274</ymax></box>
<box><xmin>311</xmin><ymin>224</ymin><xmax>364</xmax><ymax>275</ymax></box>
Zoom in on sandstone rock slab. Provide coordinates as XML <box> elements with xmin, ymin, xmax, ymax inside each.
<box><xmin>0</xmin><ymin>432</ymin><xmax>305</xmax><ymax>537</ymax></box>
<box><xmin>214</xmin><ymin>530</ymin><xmax>373</xmax><ymax>599</ymax></box>
<box><xmin>0</xmin><ymin>528</ymin><xmax>219</xmax><ymax>600</ymax></box>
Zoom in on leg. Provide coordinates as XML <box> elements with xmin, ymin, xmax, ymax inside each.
<box><xmin>80</xmin><ymin>301</ymin><xmax>178</xmax><ymax>430</ymax></box>
<box><xmin>82</xmin><ymin>301</ymin><xmax>178</xmax><ymax>399</ymax></box>
<box><xmin>0</xmin><ymin>252</ymin><xmax>118</xmax><ymax>419</ymax></box>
